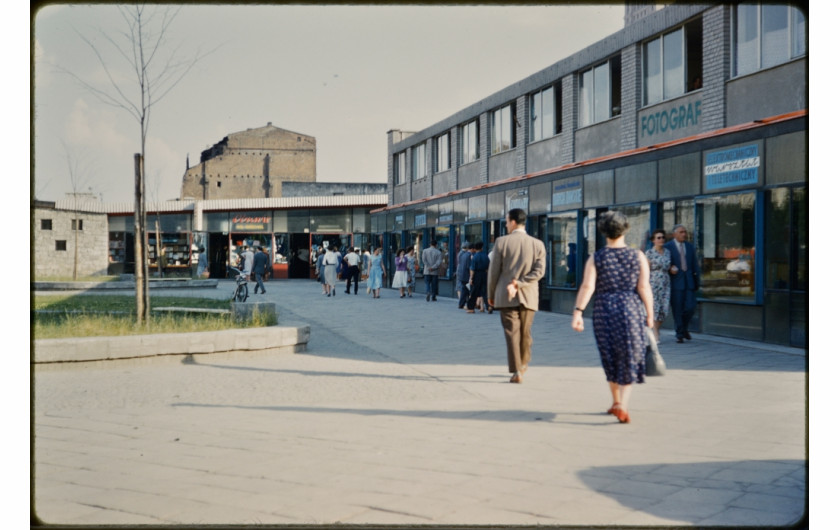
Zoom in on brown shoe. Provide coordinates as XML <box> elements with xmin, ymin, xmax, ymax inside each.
<box><xmin>466</xmin><ymin>309</ymin><xmax>475</xmax><ymax>314</ymax></box>
<box><xmin>509</xmin><ymin>373</ymin><xmax>522</xmax><ymax>383</ymax></box>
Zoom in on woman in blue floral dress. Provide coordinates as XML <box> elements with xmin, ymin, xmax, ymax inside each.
<box><xmin>572</xmin><ymin>211</ymin><xmax>654</xmax><ymax>424</ymax></box>
<box><xmin>645</xmin><ymin>229</ymin><xmax>671</xmax><ymax>344</ymax></box>
<box><xmin>367</xmin><ymin>247</ymin><xmax>385</xmax><ymax>299</ymax></box>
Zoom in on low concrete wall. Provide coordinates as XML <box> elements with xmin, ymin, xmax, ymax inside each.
<box><xmin>33</xmin><ymin>323</ymin><xmax>310</xmax><ymax>364</ymax></box>
<box><xmin>32</xmin><ymin>279</ymin><xmax>219</xmax><ymax>291</ymax></box>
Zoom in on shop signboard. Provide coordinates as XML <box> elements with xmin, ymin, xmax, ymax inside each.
<box><xmin>704</xmin><ymin>144</ymin><xmax>760</xmax><ymax>191</ymax></box>
<box><xmin>232</xmin><ymin>214</ymin><xmax>270</xmax><ymax>232</ymax></box>
<box><xmin>552</xmin><ymin>179</ymin><xmax>583</xmax><ymax>211</ymax></box>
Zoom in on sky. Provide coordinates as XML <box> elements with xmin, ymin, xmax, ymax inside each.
<box><xmin>33</xmin><ymin>3</ymin><xmax>628</xmax><ymax>204</ymax></box>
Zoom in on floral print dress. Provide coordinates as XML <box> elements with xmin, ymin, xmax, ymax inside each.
<box><xmin>645</xmin><ymin>247</ymin><xmax>672</xmax><ymax>322</ymax></box>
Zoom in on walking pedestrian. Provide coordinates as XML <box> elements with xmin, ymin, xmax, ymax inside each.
<box><xmin>405</xmin><ymin>247</ymin><xmax>417</xmax><ymax>297</ymax></box>
<box><xmin>466</xmin><ymin>241</ymin><xmax>490</xmax><ymax>314</ymax></box>
<box><xmin>392</xmin><ymin>248</ymin><xmax>409</xmax><ymax>298</ymax></box>
<box><xmin>664</xmin><ymin>224</ymin><xmax>699</xmax><ymax>343</ymax></box>
<box><xmin>343</xmin><ymin>247</ymin><xmax>362</xmax><ymax>295</ymax></box>
<box><xmin>488</xmin><ymin>208</ymin><xmax>546</xmax><ymax>383</ymax></box>
<box><xmin>645</xmin><ymin>229</ymin><xmax>672</xmax><ymax>343</ymax></box>
<box><xmin>571</xmin><ymin>210</ymin><xmax>654</xmax><ymax>424</ymax></box>
<box><xmin>422</xmin><ymin>240</ymin><xmax>442</xmax><ymax>301</ymax></box>
<box><xmin>323</xmin><ymin>245</ymin><xmax>339</xmax><ymax>297</ymax></box>
<box><xmin>315</xmin><ymin>248</ymin><xmax>329</xmax><ymax>295</ymax></box>
<box><xmin>456</xmin><ymin>242</ymin><xmax>473</xmax><ymax>309</ymax></box>
<box><xmin>252</xmin><ymin>245</ymin><xmax>269</xmax><ymax>295</ymax></box>
<box><xmin>367</xmin><ymin>247</ymin><xmax>385</xmax><ymax>299</ymax></box>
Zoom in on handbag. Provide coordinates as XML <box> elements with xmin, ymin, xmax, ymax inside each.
<box><xmin>644</xmin><ymin>327</ymin><xmax>666</xmax><ymax>376</ymax></box>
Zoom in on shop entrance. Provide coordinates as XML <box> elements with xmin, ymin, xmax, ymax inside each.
<box><xmin>289</xmin><ymin>233</ymin><xmax>312</xmax><ymax>278</ymax></box>
<box><xmin>208</xmin><ymin>233</ymin><xmax>229</xmax><ymax>278</ymax></box>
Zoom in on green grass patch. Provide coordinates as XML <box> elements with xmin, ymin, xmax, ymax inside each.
<box><xmin>33</xmin><ymin>294</ymin><xmax>276</xmax><ymax>339</ymax></box>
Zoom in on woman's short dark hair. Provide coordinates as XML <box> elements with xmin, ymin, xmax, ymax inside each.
<box><xmin>597</xmin><ymin>211</ymin><xmax>630</xmax><ymax>240</ymax></box>
<box><xmin>650</xmin><ymin>228</ymin><xmax>666</xmax><ymax>241</ymax></box>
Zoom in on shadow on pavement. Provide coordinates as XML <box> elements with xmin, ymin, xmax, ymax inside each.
<box><xmin>577</xmin><ymin>459</ymin><xmax>806</xmax><ymax>527</ymax></box>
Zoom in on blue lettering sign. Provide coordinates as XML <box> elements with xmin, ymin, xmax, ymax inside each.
<box><xmin>705</xmin><ymin>144</ymin><xmax>760</xmax><ymax>190</ymax></box>
<box><xmin>640</xmin><ymin>100</ymin><xmax>702</xmax><ymax>138</ymax></box>
<box><xmin>415</xmin><ymin>214</ymin><xmax>426</xmax><ymax>226</ymax></box>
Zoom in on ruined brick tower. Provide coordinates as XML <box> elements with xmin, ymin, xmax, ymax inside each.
<box><xmin>180</xmin><ymin>122</ymin><xmax>316</xmax><ymax>200</ymax></box>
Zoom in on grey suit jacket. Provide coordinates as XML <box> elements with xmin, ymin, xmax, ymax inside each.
<box><xmin>422</xmin><ymin>246</ymin><xmax>442</xmax><ymax>275</ymax></box>
<box><xmin>488</xmin><ymin>230</ymin><xmax>546</xmax><ymax>310</ymax></box>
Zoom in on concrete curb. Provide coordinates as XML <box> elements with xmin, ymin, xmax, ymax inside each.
<box><xmin>32</xmin><ymin>279</ymin><xmax>219</xmax><ymax>291</ymax></box>
<box><xmin>32</xmin><ymin>323</ymin><xmax>309</xmax><ymax>364</ymax></box>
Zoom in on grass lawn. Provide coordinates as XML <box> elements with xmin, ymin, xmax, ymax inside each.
<box><xmin>33</xmin><ymin>294</ymin><xmax>275</xmax><ymax>339</ymax></box>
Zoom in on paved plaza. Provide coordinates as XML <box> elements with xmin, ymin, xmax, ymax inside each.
<box><xmin>33</xmin><ymin>278</ymin><xmax>807</xmax><ymax>527</ymax></box>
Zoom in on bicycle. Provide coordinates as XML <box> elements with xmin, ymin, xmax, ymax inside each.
<box><xmin>228</xmin><ymin>266</ymin><xmax>249</xmax><ymax>302</ymax></box>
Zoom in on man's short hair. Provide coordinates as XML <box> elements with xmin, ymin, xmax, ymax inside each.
<box><xmin>473</xmin><ymin>241</ymin><xmax>484</xmax><ymax>250</ymax></box>
<box><xmin>508</xmin><ymin>208</ymin><xmax>527</xmax><ymax>225</ymax></box>
<box><xmin>430</xmin><ymin>240</ymin><xmax>437</xmax><ymax>246</ymax></box>
<box><xmin>672</xmin><ymin>224</ymin><xmax>686</xmax><ymax>233</ymax></box>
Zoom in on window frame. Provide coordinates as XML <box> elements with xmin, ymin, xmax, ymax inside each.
<box><xmin>461</xmin><ymin>119</ymin><xmax>479</xmax><ymax>165</ymax></box>
<box><xmin>394</xmin><ymin>151</ymin><xmax>407</xmax><ymax>185</ymax></box>
<box><xmin>579</xmin><ymin>56</ymin><xmax>621</xmax><ymax>128</ymax></box>
<box><xmin>435</xmin><ymin>133</ymin><xmax>450</xmax><ymax>173</ymax></box>
<box><xmin>412</xmin><ymin>142</ymin><xmax>426</xmax><ymax>181</ymax></box>
<box><xmin>491</xmin><ymin>103</ymin><xmax>515</xmax><ymax>154</ymax></box>
<box><xmin>530</xmin><ymin>85</ymin><xmax>560</xmax><ymax>143</ymax></box>
<box><xmin>733</xmin><ymin>3</ymin><xmax>807</xmax><ymax>78</ymax></box>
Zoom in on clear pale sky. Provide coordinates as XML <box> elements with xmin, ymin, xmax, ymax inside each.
<box><xmin>33</xmin><ymin>3</ymin><xmax>627</xmax><ymax>204</ymax></box>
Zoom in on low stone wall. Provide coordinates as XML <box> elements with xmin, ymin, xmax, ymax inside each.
<box><xmin>33</xmin><ymin>323</ymin><xmax>309</xmax><ymax>365</ymax></box>
<box><xmin>32</xmin><ymin>279</ymin><xmax>219</xmax><ymax>291</ymax></box>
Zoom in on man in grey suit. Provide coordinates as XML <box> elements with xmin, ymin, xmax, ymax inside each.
<box><xmin>422</xmin><ymin>240</ymin><xmax>443</xmax><ymax>302</ymax></box>
<box><xmin>488</xmin><ymin>208</ymin><xmax>546</xmax><ymax>383</ymax></box>
<box><xmin>664</xmin><ymin>224</ymin><xmax>700</xmax><ymax>343</ymax></box>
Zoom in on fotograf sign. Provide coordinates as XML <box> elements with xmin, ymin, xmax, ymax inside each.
<box><xmin>704</xmin><ymin>144</ymin><xmax>760</xmax><ymax>191</ymax></box>
<box><xmin>638</xmin><ymin>96</ymin><xmax>702</xmax><ymax>146</ymax></box>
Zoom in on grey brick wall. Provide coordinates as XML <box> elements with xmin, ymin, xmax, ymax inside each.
<box><xmin>702</xmin><ymin>5</ymin><xmax>729</xmax><ymax>132</ymax></box>
<box><xmin>620</xmin><ymin>43</ymin><xmax>641</xmax><ymax>151</ymax></box>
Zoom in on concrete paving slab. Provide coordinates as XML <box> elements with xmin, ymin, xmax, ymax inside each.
<box><xmin>32</xmin><ymin>278</ymin><xmax>807</xmax><ymax>527</ymax></box>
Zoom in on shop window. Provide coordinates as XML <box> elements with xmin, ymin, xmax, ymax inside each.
<box><xmin>71</xmin><ymin>219</ymin><xmax>84</xmax><ymax>231</ymax></box>
<box><xmin>491</xmin><ymin>103</ymin><xmax>515</xmax><ymax>154</ymax></box>
<box><xmin>434</xmin><ymin>226</ymin><xmax>451</xmax><ymax>278</ymax></box>
<box><xmin>734</xmin><ymin>3</ymin><xmax>806</xmax><ymax>77</ymax></box>
<box><xmin>547</xmin><ymin>212</ymin><xmax>579</xmax><ymax>288</ymax></box>
<box><xmin>643</xmin><ymin>18</ymin><xmax>703</xmax><ymax>105</ymax></box>
<box><xmin>697</xmin><ymin>192</ymin><xmax>756</xmax><ymax>302</ymax></box>
<box><xmin>463</xmin><ymin>223</ymin><xmax>483</xmax><ymax>249</ymax></box>
<box><xmin>412</xmin><ymin>142</ymin><xmax>426</xmax><ymax>180</ymax></box>
<box><xmin>435</xmin><ymin>133</ymin><xmax>450</xmax><ymax>173</ymax></box>
<box><xmin>461</xmin><ymin>119</ymin><xmax>478</xmax><ymax>165</ymax></box>
<box><xmin>661</xmin><ymin>199</ymin><xmax>696</xmax><ymax>241</ymax></box>
<box><xmin>55</xmin><ymin>240</ymin><xmax>67</xmax><ymax>251</ymax></box>
<box><xmin>530</xmin><ymin>85</ymin><xmax>560</xmax><ymax>142</ymax></box>
<box><xmin>611</xmin><ymin>203</ymin><xmax>651</xmax><ymax>250</ymax></box>
<box><xmin>41</xmin><ymin>219</ymin><xmax>52</xmax><ymax>230</ymax></box>
<box><xmin>766</xmin><ymin>187</ymin><xmax>807</xmax><ymax>291</ymax></box>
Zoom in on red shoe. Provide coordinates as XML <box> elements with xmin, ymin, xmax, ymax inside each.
<box><xmin>615</xmin><ymin>408</ymin><xmax>631</xmax><ymax>423</ymax></box>
<box><xmin>607</xmin><ymin>402</ymin><xmax>620</xmax><ymax>415</ymax></box>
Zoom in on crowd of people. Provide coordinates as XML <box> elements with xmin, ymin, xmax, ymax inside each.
<box><xmin>235</xmin><ymin>209</ymin><xmax>697</xmax><ymax>424</ymax></box>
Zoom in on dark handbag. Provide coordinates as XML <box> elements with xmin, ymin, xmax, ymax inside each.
<box><xmin>644</xmin><ymin>327</ymin><xmax>666</xmax><ymax>376</ymax></box>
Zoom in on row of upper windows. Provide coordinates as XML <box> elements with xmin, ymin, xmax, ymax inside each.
<box><xmin>393</xmin><ymin>4</ymin><xmax>806</xmax><ymax>185</ymax></box>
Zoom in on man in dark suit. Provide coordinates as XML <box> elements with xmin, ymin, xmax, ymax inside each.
<box><xmin>252</xmin><ymin>245</ymin><xmax>269</xmax><ymax>295</ymax></box>
<box><xmin>488</xmin><ymin>209</ymin><xmax>546</xmax><ymax>383</ymax></box>
<box><xmin>664</xmin><ymin>224</ymin><xmax>699</xmax><ymax>343</ymax></box>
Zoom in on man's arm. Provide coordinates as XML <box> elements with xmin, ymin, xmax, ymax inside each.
<box><xmin>520</xmin><ymin>240</ymin><xmax>546</xmax><ymax>284</ymax></box>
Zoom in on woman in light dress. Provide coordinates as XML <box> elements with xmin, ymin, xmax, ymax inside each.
<box><xmin>367</xmin><ymin>247</ymin><xmax>386</xmax><ymax>299</ymax></box>
<box><xmin>323</xmin><ymin>245</ymin><xmax>339</xmax><ymax>297</ymax></box>
<box><xmin>392</xmin><ymin>248</ymin><xmax>409</xmax><ymax>297</ymax></box>
<box><xmin>644</xmin><ymin>229</ymin><xmax>672</xmax><ymax>343</ymax></box>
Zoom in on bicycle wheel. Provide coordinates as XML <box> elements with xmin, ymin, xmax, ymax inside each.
<box><xmin>234</xmin><ymin>283</ymin><xmax>249</xmax><ymax>302</ymax></box>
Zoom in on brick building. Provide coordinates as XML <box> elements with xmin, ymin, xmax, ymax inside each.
<box><xmin>33</xmin><ymin>200</ymin><xmax>109</xmax><ymax>278</ymax></box>
<box><xmin>180</xmin><ymin>123</ymin><xmax>316</xmax><ymax>200</ymax></box>
<box><xmin>375</xmin><ymin>3</ymin><xmax>806</xmax><ymax>346</ymax></box>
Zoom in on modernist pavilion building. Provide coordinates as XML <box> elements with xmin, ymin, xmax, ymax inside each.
<box><xmin>372</xmin><ymin>3</ymin><xmax>806</xmax><ymax>347</ymax></box>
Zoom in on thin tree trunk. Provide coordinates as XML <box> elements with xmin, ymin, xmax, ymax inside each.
<box><xmin>134</xmin><ymin>154</ymin><xmax>149</xmax><ymax>325</ymax></box>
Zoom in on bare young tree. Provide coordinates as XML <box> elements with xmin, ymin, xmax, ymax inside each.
<box><xmin>59</xmin><ymin>5</ymin><xmax>211</xmax><ymax>324</ymax></box>
<box><xmin>61</xmin><ymin>142</ymin><xmax>96</xmax><ymax>281</ymax></box>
